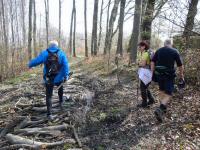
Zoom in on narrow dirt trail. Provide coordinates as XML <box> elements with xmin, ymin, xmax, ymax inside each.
<box><xmin>0</xmin><ymin>58</ymin><xmax>199</xmax><ymax>149</ymax></box>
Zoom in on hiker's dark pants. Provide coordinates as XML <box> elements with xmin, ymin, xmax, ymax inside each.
<box><xmin>46</xmin><ymin>82</ymin><xmax>63</xmax><ymax>116</ymax></box>
<box><xmin>140</xmin><ymin>80</ymin><xmax>154</xmax><ymax>103</ymax></box>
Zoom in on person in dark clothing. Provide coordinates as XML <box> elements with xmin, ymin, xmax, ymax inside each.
<box><xmin>137</xmin><ymin>41</ymin><xmax>155</xmax><ymax>108</ymax></box>
<box><xmin>151</xmin><ymin>39</ymin><xmax>184</xmax><ymax>122</ymax></box>
<box><xmin>28</xmin><ymin>40</ymin><xmax>70</xmax><ymax>120</ymax></box>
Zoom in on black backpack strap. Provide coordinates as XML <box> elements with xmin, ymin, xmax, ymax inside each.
<box><xmin>47</xmin><ymin>49</ymin><xmax>50</xmax><ymax>53</ymax></box>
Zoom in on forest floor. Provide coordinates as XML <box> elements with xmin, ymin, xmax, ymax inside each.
<box><xmin>0</xmin><ymin>56</ymin><xmax>199</xmax><ymax>150</ymax></box>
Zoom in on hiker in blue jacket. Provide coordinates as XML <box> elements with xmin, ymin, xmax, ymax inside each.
<box><xmin>28</xmin><ymin>40</ymin><xmax>70</xmax><ymax>120</ymax></box>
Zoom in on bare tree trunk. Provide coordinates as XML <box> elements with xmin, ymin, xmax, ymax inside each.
<box><xmin>84</xmin><ymin>0</ymin><xmax>88</xmax><ymax>57</ymax></box>
<box><xmin>39</xmin><ymin>13</ymin><xmax>42</xmax><ymax>48</ymax></box>
<box><xmin>104</xmin><ymin>0</ymin><xmax>120</xmax><ymax>55</ymax></box>
<box><xmin>141</xmin><ymin>0</ymin><xmax>155</xmax><ymax>41</ymax></box>
<box><xmin>91</xmin><ymin>0</ymin><xmax>99</xmax><ymax>56</ymax></box>
<box><xmin>129</xmin><ymin>0</ymin><xmax>142</xmax><ymax>63</ymax></box>
<box><xmin>1</xmin><ymin>0</ymin><xmax>9</xmax><ymax>65</ymax></box>
<box><xmin>183</xmin><ymin>0</ymin><xmax>199</xmax><ymax>49</ymax></box>
<box><xmin>116</xmin><ymin>0</ymin><xmax>126</xmax><ymax>56</ymax></box>
<box><xmin>28</xmin><ymin>0</ymin><xmax>33</xmax><ymax>60</ymax></box>
<box><xmin>104</xmin><ymin>0</ymin><xmax>111</xmax><ymax>55</ymax></box>
<box><xmin>9</xmin><ymin>0</ymin><xmax>15</xmax><ymax>75</ymax></box>
<box><xmin>69</xmin><ymin>5</ymin><xmax>74</xmax><ymax>56</ymax></box>
<box><xmin>0</xmin><ymin>8</ymin><xmax>3</xmax><ymax>79</ymax></box>
<box><xmin>33</xmin><ymin>0</ymin><xmax>37</xmax><ymax>57</ymax></box>
<box><xmin>59</xmin><ymin>0</ymin><xmax>61</xmax><ymax>46</ymax></box>
<box><xmin>97</xmin><ymin>0</ymin><xmax>104</xmax><ymax>53</ymax></box>
<box><xmin>21</xmin><ymin>0</ymin><xmax>26</xmax><ymax>47</ymax></box>
<box><xmin>72</xmin><ymin>0</ymin><xmax>76</xmax><ymax>57</ymax></box>
<box><xmin>15</xmin><ymin>0</ymin><xmax>21</xmax><ymax>47</ymax></box>
<box><xmin>44</xmin><ymin>0</ymin><xmax>49</xmax><ymax>47</ymax></box>
<box><xmin>141</xmin><ymin>0</ymin><xmax>148</xmax><ymax>29</ymax></box>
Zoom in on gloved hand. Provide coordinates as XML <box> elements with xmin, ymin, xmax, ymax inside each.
<box><xmin>64</xmin><ymin>77</ymin><xmax>67</xmax><ymax>82</ymax></box>
<box><xmin>178</xmin><ymin>78</ymin><xmax>185</xmax><ymax>89</ymax></box>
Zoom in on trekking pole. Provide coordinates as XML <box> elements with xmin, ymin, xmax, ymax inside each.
<box><xmin>56</xmin><ymin>72</ymin><xmax>73</xmax><ymax>90</ymax></box>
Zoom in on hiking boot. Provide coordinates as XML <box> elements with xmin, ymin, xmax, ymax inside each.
<box><xmin>47</xmin><ymin>115</ymin><xmax>56</xmax><ymax>121</ymax></box>
<box><xmin>147</xmin><ymin>99</ymin><xmax>155</xmax><ymax>106</ymax></box>
<box><xmin>154</xmin><ymin>108</ymin><xmax>164</xmax><ymax>123</ymax></box>
<box><xmin>137</xmin><ymin>101</ymin><xmax>148</xmax><ymax>108</ymax></box>
<box><xmin>160</xmin><ymin>104</ymin><xmax>167</xmax><ymax>114</ymax></box>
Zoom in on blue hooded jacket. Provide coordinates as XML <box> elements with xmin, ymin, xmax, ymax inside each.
<box><xmin>28</xmin><ymin>45</ymin><xmax>70</xmax><ymax>84</ymax></box>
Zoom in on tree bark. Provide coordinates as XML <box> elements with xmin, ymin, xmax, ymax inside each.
<box><xmin>33</xmin><ymin>0</ymin><xmax>37</xmax><ymax>57</ymax></box>
<box><xmin>21</xmin><ymin>0</ymin><xmax>26</xmax><ymax>47</ymax></box>
<box><xmin>141</xmin><ymin>0</ymin><xmax>155</xmax><ymax>41</ymax></box>
<box><xmin>72</xmin><ymin>0</ymin><xmax>76</xmax><ymax>57</ymax></box>
<box><xmin>59</xmin><ymin>0</ymin><xmax>61</xmax><ymax>46</ymax></box>
<box><xmin>9</xmin><ymin>0</ymin><xmax>15</xmax><ymax>75</ymax></box>
<box><xmin>104</xmin><ymin>0</ymin><xmax>111</xmax><ymax>55</ymax></box>
<box><xmin>116</xmin><ymin>0</ymin><xmax>126</xmax><ymax>56</ymax></box>
<box><xmin>91</xmin><ymin>0</ymin><xmax>99</xmax><ymax>56</ymax></box>
<box><xmin>84</xmin><ymin>0</ymin><xmax>88</xmax><ymax>57</ymax></box>
<box><xmin>14</xmin><ymin>0</ymin><xmax>21</xmax><ymax>47</ymax></box>
<box><xmin>104</xmin><ymin>0</ymin><xmax>120</xmax><ymax>55</ymax></box>
<box><xmin>69</xmin><ymin>4</ymin><xmax>74</xmax><ymax>56</ymax></box>
<box><xmin>129</xmin><ymin>0</ymin><xmax>142</xmax><ymax>63</ymax></box>
<box><xmin>44</xmin><ymin>0</ymin><xmax>49</xmax><ymax>47</ymax></box>
<box><xmin>1</xmin><ymin>0</ymin><xmax>9</xmax><ymax>66</ymax></box>
<box><xmin>97</xmin><ymin>0</ymin><xmax>104</xmax><ymax>52</ymax></box>
<box><xmin>183</xmin><ymin>0</ymin><xmax>199</xmax><ymax>49</ymax></box>
<box><xmin>28</xmin><ymin>0</ymin><xmax>33</xmax><ymax>60</ymax></box>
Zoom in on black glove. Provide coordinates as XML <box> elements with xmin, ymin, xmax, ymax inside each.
<box><xmin>64</xmin><ymin>77</ymin><xmax>67</xmax><ymax>82</ymax></box>
<box><xmin>178</xmin><ymin>78</ymin><xmax>185</xmax><ymax>89</ymax></box>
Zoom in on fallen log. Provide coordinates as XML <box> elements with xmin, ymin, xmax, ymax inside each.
<box><xmin>72</xmin><ymin>126</ymin><xmax>82</xmax><ymax>147</ymax></box>
<box><xmin>15</xmin><ymin>116</ymin><xmax>30</xmax><ymax>129</ymax></box>
<box><xmin>15</xmin><ymin>124</ymin><xmax>70</xmax><ymax>134</ymax></box>
<box><xmin>15</xmin><ymin>118</ymin><xmax>47</xmax><ymax>130</ymax></box>
<box><xmin>31</xmin><ymin>107</ymin><xmax>60</xmax><ymax>113</ymax></box>
<box><xmin>17</xmin><ymin>129</ymin><xmax>62</xmax><ymax>136</ymax></box>
<box><xmin>17</xmin><ymin>101</ymin><xmax>60</xmax><ymax>109</ymax></box>
<box><xmin>0</xmin><ymin>144</ymin><xmax>40</xmax><ymax>150</ymax></box>
<box><xmin>5</xmin><ymin>134</ymin><xmax>76</xmax><ymax>147</ymax></box>
<box><xmin>0</xmin><ymin>116</ymin><xmax>27</xmax><ymax>137</ymax></box>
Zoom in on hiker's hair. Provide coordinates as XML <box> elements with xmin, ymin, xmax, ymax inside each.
<box><xmin>164</xmin><ymin>39</ymin><xmax>172</xmax><ymax>47</ymax></box>
<box><xmin>138</xmin><ymin>41</ymin><xmax>149</xmax><ymax>50</ymax></box>
<box><xmin>49</xmin><ymin>40</ymin><xmax>58</xmax><ymax>47</ymax></box>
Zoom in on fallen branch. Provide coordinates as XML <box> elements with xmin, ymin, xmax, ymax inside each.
<box><xmin>5</xmin><ymin>134</ymin><xmax>76</xmax><ymax>147</ymax></box>
<box><xmin>15</xmin><ymin>124</ymin><xmax>70</xmax><ymax>134</ymax></box>
<box><xmin>72</xmin><ymin>126</ymin><xmax>82</xmax><ymax>147</ymax></box>
<box><xmin>0</xmin><ymin>144</ymin><xmax>40</xmax><ymax>150</ymax></box>
<box><xmin>15</xmin><ymin>116</ymin><xmax>30</xmax><ymax>130</ymax></box>
<box><xmin>0</xmin><ymin>116</ymin><xmax>27</xmax><ymax>137</ymax></box>
<box><xmin>25</xmin><ymin>119</ymin><xmax>48</xmax><ymax>128</ymax></box>
<box><xmin>31</xmin><ymin>107</ymin><xmax>60</xmax><ymax>113</ymax></box>
<box><xmin>17</xmin><ymin>129</ymin><xmax>62</xmax><ymax>136</ymax></box>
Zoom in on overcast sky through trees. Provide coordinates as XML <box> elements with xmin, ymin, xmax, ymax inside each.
<box><xmin>36</xmin><ymin>0</ymin><xmax>200</xmax><ymax>41</ymax></box>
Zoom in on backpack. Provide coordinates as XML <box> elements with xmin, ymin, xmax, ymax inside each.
<box><xmin>45</xmin><ymin>49</ymin><xmax>61</xmax><ymax>77</ymax></box>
